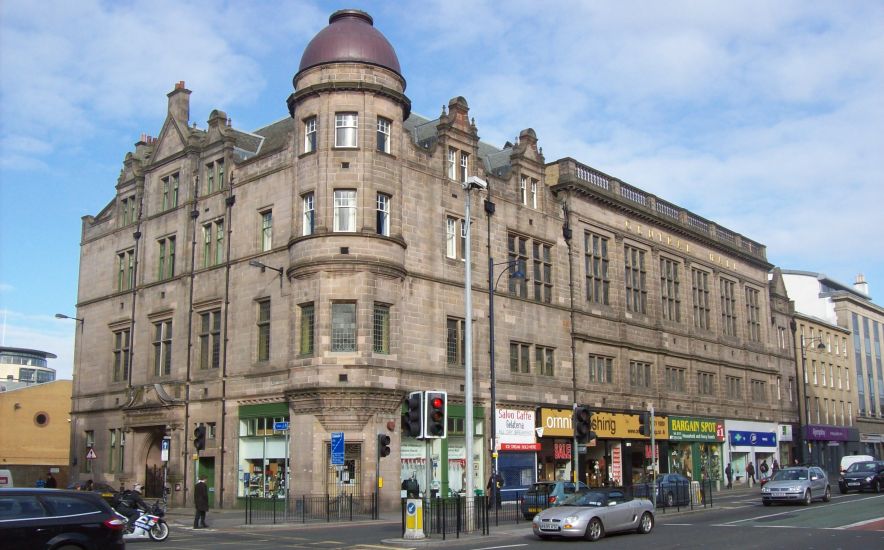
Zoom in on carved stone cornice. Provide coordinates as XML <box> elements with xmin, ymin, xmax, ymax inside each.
<box><xmin>286</xmin><ymin>387</ymin><xmax>404</xmax><ymax>432</ymax></box>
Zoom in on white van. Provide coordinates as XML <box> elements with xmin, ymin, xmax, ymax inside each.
<box><xmin>840</xmin><ymin>454</ymin><xmax>874</xmax><ymax>473</ymax></box>
<box><xmin>0</xmin><ymin>469</ymin><xmax>13</xmax><ymax>488</ymax></box>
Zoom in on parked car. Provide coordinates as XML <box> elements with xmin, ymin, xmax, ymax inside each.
<box><xmin>0</xmin><ymin>488</ymin><xmax>126</xmax><ymax>550</ymax></box>
<box><xmin>66</xmin><ymin>482</ymin><xmax>120</xmax><ymax>506</ymax></box>
<box><xmin>532</xmin><ymin>488</ymin><xmax>655</xmax><ymax>541</ymax></box>
<box><xmin>761</xmin><ymin>466</ymin><xmax>831</xmax><ymax>506</ymax></box>
<box><xmin>838</xmin><ymin>460</ymin><xmax>884</xmax><ymax>494</ymax></box>
<box><xmin>840</xmin><ymin>454</ymin><xmax>875</xmax><ymax>474</ymax></box>
<box><xmin>520</xmin><ymin>480</ymin><xmax>588</xmax><ymax>519</ymax></box>
<box><xmin>656</xmin><ymin>473</ymin><xmax>693</xmax><ymax>507</ymax></box>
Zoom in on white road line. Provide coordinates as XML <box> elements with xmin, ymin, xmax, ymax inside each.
<box><xmin>472</xmin><ymin>545</ymin><xmax>528</xmax><ymax>550</ymax></box>
<box><xmin>662</xmin><ymin>523</ymin><xmax>694</xmax><ymax>526</ymax></box>
<box><xmin>722</xmin><ymin>493</ymin><xmax>884</xmax><ymax>525</ymax></box>
<box><xmin>836</xmin><ymin>516</ymin><xmax>884</xmax><ymax>529</ymax></box>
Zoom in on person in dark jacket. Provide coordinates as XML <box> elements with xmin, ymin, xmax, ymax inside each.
<box><xmin>725</xmin><ymin>463</ymin><xmax>733</xmax><ymax>489</ymax></box>
<box><xmin>45</xmin><ymin>472</ymin><xmax>57</xmax><ymax>488</ymax></box>
<box><xmin>194</xmin><ymin>475</ymin><xmax>209</xmax><ymax>529</ymax></box>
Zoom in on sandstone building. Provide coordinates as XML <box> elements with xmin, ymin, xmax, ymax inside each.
<box><xmin>70</xmin><ymin>10</ymin><xmax>801</xmax><ymax>509</ymax></box>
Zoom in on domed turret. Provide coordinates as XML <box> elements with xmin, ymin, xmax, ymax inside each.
<box><xmin>297</xmin><ymin>9</ymin><xmax>402</xmax><ymax>82</ymax></box>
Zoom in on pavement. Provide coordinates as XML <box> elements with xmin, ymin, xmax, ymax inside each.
<box><xmin>160</xmin><ymin>483</ymin><xmax>765</xmax><ymax>545</ymax></box>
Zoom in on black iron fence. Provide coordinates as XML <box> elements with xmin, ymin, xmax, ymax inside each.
<box><xmin>402</xmin><ymin>496</ymin><xmax>490</xmax><ymax>539</ymax></box>
<box><xmin>632</xmin><ymin>478</ymin><xmax>715</xmax><ymax>511</ymax></box>
<box><xmin>244</xmin><ymin>492</ymin><xmax>378</xmax><ymax>525</ymax></box>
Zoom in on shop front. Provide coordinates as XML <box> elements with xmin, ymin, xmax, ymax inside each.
<box><xmin>777</xmin><ymin>424</ymin><xmax>795</xmax><ymax>466</ymax></box>
<box><xmin>804</xmin><ymin>425</ymin><xmax>860</xmax><ymax>476</ymax></box>
<box><xmin>399</xmin><ymin>403</ymin><xmax>484</xmax><ymax>498</ymax></box>
<box><xmin>668</xmin><ymin>416</ymin><xmax>724</xmax><ymax>484</ymax></box>
<box><xmin>237</xmin><ymin>403</ymin><xmax>290</xmax><ymax>498</ymax></box>
<box><xmin>725</xmin><ymin>421</ymin><xmax>778</xmax><ymax>483</ymax></box>
<box><xmin>536</xmin><ymin>408</ymin><xmax>668</xmax><ymax>487</ymax></box>
<box><xmin>494</xmin><ymin>408</ymin><xmax>539</xmax><ymax>497</ymax></box>
<box><xmin>536</xmin><ymin>408</ymin><xmax>574</xmax><ymax>482</ymax></box>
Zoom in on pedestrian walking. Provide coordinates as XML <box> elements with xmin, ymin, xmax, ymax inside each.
<box><xmin>193</xmin><ymin>475</ymin><xmax>209</xmax><ymax>529</ymax></box>
<box><xmin>45</xmin><ymin>472</ymin><xmax>57</xmax><ymax>488</ymax></box>
<box><xmin>486</xmin><ymin>471</ymin><xmax>504</xmax><ymax>510</ymax></box>
<box><xmin>772</xmin><ymin>459</ymin><xmax>780</xmax><ymax>474</ymax></box>
<box><xmin>725</xmin><ymin>463</ymin><xmax>733</xmax><ymax>489</ymax></box>
<box><xmin>759</xmin><ymin>460</ymin><xmax>769</xmax><ymax>480</ymax></box>
<box><xmin>746</xmin><ymin>462</ymin><xmax>756</xmax><ymax>487</ymax></box>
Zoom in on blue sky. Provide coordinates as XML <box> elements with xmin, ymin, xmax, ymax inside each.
<box><xmin>1</xmin><ymin>0</ymin><xmax>882</xmax><ymax>380</ymax></box>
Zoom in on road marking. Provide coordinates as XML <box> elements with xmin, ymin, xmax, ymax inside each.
<box><xmin>835</xmin><ymin>516</ymin><xmax>884</xmax><ymax>529</ymax></box>
<box><xmin>722</xmin><ymin>493</ymin><xmax>884</xmax><ymax>524</ymax></box>
<box><xmin>662</xmin><ymin>523</ymin><xmax>693</xmax><ymax>526</ymax></box>
<box><xmin>472</xmin><ymin>545</ymin><xmax>528</xmax><ymax>550</ymax></box>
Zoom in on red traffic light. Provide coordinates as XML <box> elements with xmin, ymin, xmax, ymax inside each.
<box><xmin>431</xmin><ymin>397</ymin><xmax>444</xmax><ymax>409</ymax></box>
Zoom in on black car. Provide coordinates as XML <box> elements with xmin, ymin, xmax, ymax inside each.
<box><xmin>0</xmin><ymin>488</ymin><xmax>126</xmax><ymax>550</ymax></box>
<box><xmin>838</xmin><ymin>460</ymin><xmax>884</xmax><ymax>494</ymax></box>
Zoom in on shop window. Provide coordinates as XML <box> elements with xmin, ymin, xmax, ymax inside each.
<box><xmin>238</xmin><ymin>415</ymin><xmax>290</xmax><ymax>498</ymax></box>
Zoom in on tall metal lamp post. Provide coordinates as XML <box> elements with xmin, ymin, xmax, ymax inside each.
<box><xmin>487</xmin><ymin>257</ymin><xmax>524</xmax><ymax>477</ymax></box>
<box><xmin>792</xmin><ymin>319</ymin><xmax>826</xmax><ymax>465</ymax></box>
<box><xmin>463</xmin><ymin>175</ymin><xmax>488</xmax><ymax>500</ymax></box>
<box><xmin>798</xmin><ymin>334</ymin><xmax>826</xmax><ymax>464</ymax></box>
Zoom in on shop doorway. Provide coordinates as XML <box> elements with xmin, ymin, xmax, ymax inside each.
<box><xmin>197</xmin><ymin>457</ymin><xmax>215</xmax><ymax>508</ymax></box>
<box><xmin>326</xmin><ymin>442</ymin><xmax>361</xmax><ymax>497</ymax></box>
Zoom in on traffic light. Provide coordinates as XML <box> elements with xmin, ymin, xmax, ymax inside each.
<box><xmin>638</xmin><ymin>412</ymin><xmax>651</xmax><ymax>436</ymax></box>
<box><xmin>194</xmin><ymin>424</ymin><xmax>207</xmax><ymax>451</ymax></box>
<box><xmin>424</xmin><ymin>391</ymin><xmax>447</xmax><ymax>439</ymax></box>
<box><xmin>377</xmin><ymin>433</ymin><xmax>391</xmax><ymax>458</ymax></box>
<box><xmin>573</xmin><ymin>405</ymin><xmax>594</xmax><ymax>443</ymax></box>
<box><xmin>404</xmin><ymin>391</ymin><xmax>424</xmax><ymax>438</ymax></box>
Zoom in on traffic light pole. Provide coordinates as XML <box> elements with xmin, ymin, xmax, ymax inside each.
<box><xmin>650</xmin><ymin>404</ymin><xmax>656</xmax><ymax>495</ymax></box>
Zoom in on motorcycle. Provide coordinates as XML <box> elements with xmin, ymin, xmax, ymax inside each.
<box><xmin>115</xmin><ymin>501</ymin><xmax>169</xmax><ymax>542</ymax></box>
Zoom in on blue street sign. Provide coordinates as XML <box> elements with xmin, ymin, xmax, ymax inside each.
<box><xmin>331</xmin><ymin>431</ymin><xmax>344</xmax><ymax>466</ymax></box>
<box><xmin>274</xmin><ymin>421</ymin><xmax>290</xmax><ymax>431</ymax></box>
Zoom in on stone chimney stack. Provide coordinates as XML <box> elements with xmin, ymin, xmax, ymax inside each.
<box><xmin>167</xmin><ymin>81</ymin><xmax>191</xmax><ymax>124</ymax></box>
<box><xmin>854</xmin><ymin>273</ymin><xmax>870</xmax><ymax>296</ymax></box>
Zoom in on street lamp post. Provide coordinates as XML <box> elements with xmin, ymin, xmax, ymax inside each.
<box><xmin>487</xmin><ymin>257</ymin><xmax>524</xmax><ymax>479</ymax></box>
<box><xmin>795</xmin><ymin>328</ymin><xmax>826</xmax><ymax>464</ymax></box>
<box><xmin>463</xmin><ymin>175</ymin><xmax>487</xmax><ymax>501</ymax></box>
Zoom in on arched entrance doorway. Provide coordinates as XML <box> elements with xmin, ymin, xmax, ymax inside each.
<box><xmin>142</xmin><ymin>430</ymin><xmax>167</xmax><ymax>499</ymax></box>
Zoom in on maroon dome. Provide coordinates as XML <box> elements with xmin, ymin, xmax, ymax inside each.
<box><xmin>298</xmin><ymin>10</ymin><xmax>402</xmax><ymax>79</ymax></box>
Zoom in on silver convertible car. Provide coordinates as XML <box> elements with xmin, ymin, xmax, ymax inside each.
<box><xmin>531</xmin><ymin>489</ymin><xmax>655</xmax><ymax>541</ymax></box>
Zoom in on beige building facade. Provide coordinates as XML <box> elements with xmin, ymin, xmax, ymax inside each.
<box><xmin>783</xmin><ymin>270</ymin><xmax>884</xmax><ymax>459</ymax></box>
<box><xmin>0</xmin><ymin>380</ymin><xmax>72</xmax><ymax>487</ymax></box>
<box><xmin>792</xmin><ymin>312</ymin><xmax>858</xmax><ymax>471</ymax></box>
<box><xmin>70</xmin><ymin>10</ymin><xmax>800</xmax><ymax>510</ymax></box>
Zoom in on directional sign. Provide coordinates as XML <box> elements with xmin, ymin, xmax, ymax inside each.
<box><xmin>161</xmin><ymin>437</ymin><xmax>170</xmax><ymax>462</ymax></box>
<box><xmin>331</xmin><ymin>431</ymin><xmax>344</xmax><ymax>466</ymax></box>
<box><xmin>274</xmin><ymin>421</ymin><xmax>289</xmax><ymax>431</ymax></box>
<box><xmin>86</xmin><ymin>448</ymin><xmax>97</xmax><ymax>460</ymax></box>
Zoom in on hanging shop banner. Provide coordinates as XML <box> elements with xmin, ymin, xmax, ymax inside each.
<box><xmin>611</xmin><ymin>443</ymin><xmax>623</xmax><ymax>485</ymax></box>
<box><xmin>497</xmin><ymin>409</ymin><xmax>540</xmax><ymax>450</ymax></box>
<box><xmin>729</xmin><ymin>431</ymin><xmax>776</xmax><ymax>447</ymax></box>
<box><xmin>668</xmin><ymin>416</ymin><xmax>724</xmax><ymax>442</ymax></box>
<box><xmin>538</xmin><ymin>408</ymin><xmax>670</xmax><ymax>440</ymax></box>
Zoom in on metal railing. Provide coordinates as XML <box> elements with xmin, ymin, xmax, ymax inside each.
<box><xmin>244</xmin><ymin>492</ymin><xmax>378</xmax><ymax>524</ymax></box>
<box><xmin>632</xmin><ymin>478</ymin><xmax>715</xmax><ymax>511</ymax></box>
<box><xmin>402</xmin><ymin>496</ymin><xmax>490</xmax><ymax>539</ymax></box>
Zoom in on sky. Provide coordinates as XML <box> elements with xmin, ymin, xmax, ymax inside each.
<box><xmin>1</xmin><ymin>0</ymin><xmax>882</xmax><ymax>381</ymax></box>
